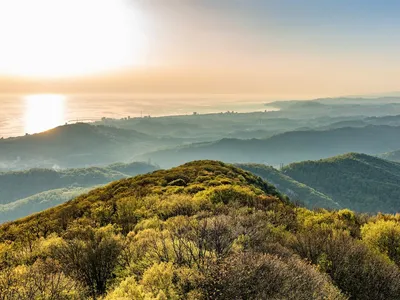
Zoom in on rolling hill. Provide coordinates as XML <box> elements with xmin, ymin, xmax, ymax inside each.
<box><xmin>283</xmin><ymin>153</ymin><xmax>400</xmax><ymax>213</ymax></box>
<box><xmin>236</xmin><ymin>163</ymin><xmax>339</xmax><ymax>209</ymax></box>
<box><xmin>0</xmin><ymin>186</ymin><xmax>96</xmax><ymax>223</ymax></box>
<box><xmin>0</xmin><ymin>161</ymin><xmax>157</xmax><ymax>222</ymax></box>
<box><xmin>0</xmin><ymin>123</ymin><xmax>183</xmax><ymax>170</ymax></box>
<box><xmin>137</xmin><ymin>125</ymin><xmax>400</xmax><ymax>168</ymax></box>
<box><xmin>1</xmin><ymin>161</ymin><xmax>400</xmax><ymax>299</ymax></box>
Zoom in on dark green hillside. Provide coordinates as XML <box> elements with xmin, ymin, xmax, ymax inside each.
<box><xmin>0</xmin><ymin>162</ymin><xmax>157</xmax><ymax>223</ymax></box>
<box><xmin>2</xmin><ymin>161</ymin><xmax>400</xmax><ymax>299</ymax></box>
<box><xmin>283</xmin><ymin>153</ymin><xmax>400</xmax><ymax>213</ymax></box>
<box><xmin>0</xmin><ymin>160</ymin><xmax>284</xmax><ymax>240</ymax></box>
<box><xmin>0</xmin><ymin>186</ymin><xmax>96</xmax><ymax>223</ymax></box>
<box><xmin>236</xmin><ymin>163</ymin><xmax>339</xmax><ymax>209</ymax></box>
<box><xmin>0</xmin><ymin>161</ymin><xmax>157</xmax><ymax>205</ymax></box>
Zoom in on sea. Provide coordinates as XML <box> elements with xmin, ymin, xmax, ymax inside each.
<box><xmin>0</xmin><ymin>94</ymin><xmax>279</xmax><ymax>138</ymax></box>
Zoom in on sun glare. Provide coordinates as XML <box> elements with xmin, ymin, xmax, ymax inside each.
<box><xmin>0</xmin><ymin>0</ymin><xmax>147</xmax><ymax>77</ymax></box>
<box><xmin>24</xmin><ymin>94</ymin><xmax>66</xmax><ymax>134</ymax></box>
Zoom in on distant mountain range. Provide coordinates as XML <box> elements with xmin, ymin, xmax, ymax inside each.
<box><xmin>0</xmin><ymin>123</ymin><xmax>183</xmax><ymax>170</ymax></box>
<box><xmin>138</xmin><ymin>125</ymin><xmax>400</xmax><ymax>168</ymax></box>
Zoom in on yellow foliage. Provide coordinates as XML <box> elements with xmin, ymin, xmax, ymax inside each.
<box><xmin>361</xmin><ymin>219</ymin><xmax>400</xmax><ymax>264</ymax></box>
<box><xmin>141</xmin><ymin>262</ymin><xmax>178</xmax><ymax>299</ymax></box>
<box><xmin>105</xmin><ymin>276</ymin><xmax>148</xmax><ymax>300</ymax></box>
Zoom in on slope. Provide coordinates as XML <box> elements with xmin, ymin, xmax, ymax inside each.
<box><xmin>236</xmin><ymin>163</ymin><xmax>339</xmax><ymax>209</ymax></box>
<box><xmin>1</xmin><ymin>160</ymin><xmax>400</xmax><ymax>300</ymax></box>
<box><xmin>0</xmin><ymin>162</ymin><xmax>157</xmax><ymax>223</ymax></box>
<box><xmin>283</xmin><ymin>153</ymin><xmax>400</xmax><ymax>213</ymax></box>
<box><xmin>0</xmin><ymin>186</ymin><xmax>96</xmax><ymax>223</ymax></box>
<box><xmin>0</xmin><ymin>161</ymin><xmax>158</xmax><ymax>205</ymax></box>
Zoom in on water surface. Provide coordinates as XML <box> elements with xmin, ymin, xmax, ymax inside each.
<box><xmin>0</xmin><ymin>94</ymin><xmax>277</xmax><ymax>138</ymax></box>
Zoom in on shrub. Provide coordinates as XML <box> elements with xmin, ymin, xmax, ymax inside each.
<box><xmin>201</xmin><ymin>252</ymin><xmax>346</xmax><ymax>300</ymax></box>
<box><xmin>361</xmin><ymin>219</ymin><xmax>400</xmax><ymax>265</ymax></box>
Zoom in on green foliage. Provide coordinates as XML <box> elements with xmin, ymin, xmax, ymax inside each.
<box><xmin>291</xmin><ymin>227</ymin><xmax>400</xmax><ymax>300</ymax></box>
<box><xmin>237</xmin><ymin>163</ymin><xmax>339</xmax><ymax>209</ymax></box>
<box><xmin>52</xmin><ymin>225</ymin><xmax>123</xmax><ymax>298</ymax></box>
<box><xmin>0</xmin><ymin>161</ymin><xmax>157</xmax><ymax>223</ymax></box>
<box><xmin>0</xmin><ymin>258</ymin><xmax>85</xmax><ymax>299</ymax></box>
<box><xmin>3</xmin><ymin>160</ymin><xmax>400</xmax><ymax>299</ymax></box>
<box><xmin>283</xmin><ymin>153</ymin><xmax>400</xmax><ymax>213</ymax></box>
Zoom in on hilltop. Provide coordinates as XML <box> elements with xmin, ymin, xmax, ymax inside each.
<box><xmin>2</xmin><ymin>160</ymin><xmax>400</xmax><ymax>299</ymax></box>
<box><xmin>283</xmin><ymin>153</ymin><xmax>400</xmax><ymax>213</ymax></box>
<box><xmin>0</xmin><ymin>160</ymin><xmax>284</xmax><ymax>239</ymax></box>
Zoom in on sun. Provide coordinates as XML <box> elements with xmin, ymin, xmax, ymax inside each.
<box><xmin>0</xmin><ymin>0</ymin><xmax>147</xmax><ymax>78</ymax></box>
<box><xmin>24</xmin><ymin>94</ymin><xmax>66</xmax><ymax>134</ymax></box>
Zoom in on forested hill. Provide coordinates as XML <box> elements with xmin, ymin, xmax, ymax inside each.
<box><xmin>283</xmin><ymin>153</ymin><xmax>400</xmax><ymax>213</ymax></box>
<box><xmin>138</xmin><ymin>125</ymin><xmax>400</xmax><ymax>168</ymax></box>
<box><xmin>0</xmin><ymin>161</ymin><xmax>157</xmax><ymax>205</ymax></box>
<box><xmin>0</xmin><ymin>162</ymin><xmax>157</xmax><ymax>223</ymax></box>
<box><xmin>2</xmin><ymin>161</ymin><xmax>400</xmax><ymax>299</ymax></box>
<box><xmin>236</xmin><ymin>163</ymin><xmax>339</xmax><ymax>210</ymax></box>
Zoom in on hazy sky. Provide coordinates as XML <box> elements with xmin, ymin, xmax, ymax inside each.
<box><xmin>1</xmin><ymin>0</ymin><xmax>400</xmax><ymax>98</ymax></box>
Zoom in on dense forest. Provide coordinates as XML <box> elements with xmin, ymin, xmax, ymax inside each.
<box><xmin>236</xmin><ymin>163</ymin><xmax>339</xmax><ymax>209</ymax></box>
<box><xmin>283</xmin><ymin>153</ymin><xmax>400</xmax><ymax>213</ymax></box>
<box><xmin>2</xmin><ymin>161</ymin><xmax>400</xmax><ymax>299</ymax></box>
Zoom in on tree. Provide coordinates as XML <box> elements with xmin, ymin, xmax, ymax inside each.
<box><xmin>53</xmin><ymin>225</ymin><xmax>122</xmax><ymax>298</ymax></box>
<box><xmin>201</xmin><ymin>252</ymin><xmax>345</xmax><ymax>300</ymax></box>
<box><xmin>361</xmin><ymin>219</ymin><xmax>400</xmax><ymax>265</ymax></box>
<box><xmin>0</xmin><ymin>258</ymin><xmax>85</xmax><ymax>300</ymax></box>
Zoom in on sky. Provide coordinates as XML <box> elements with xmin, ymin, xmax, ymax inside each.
<box><xmin>0</xmin><ymin>0</ymin><xmax>400</xmax><ymax>98</ymax></box>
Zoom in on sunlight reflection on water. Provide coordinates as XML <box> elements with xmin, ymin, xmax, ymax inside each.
<box><xmin>0</xmin><ymin>94</ymin><xmax>279</xmax><ymax>138</ymax></box>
